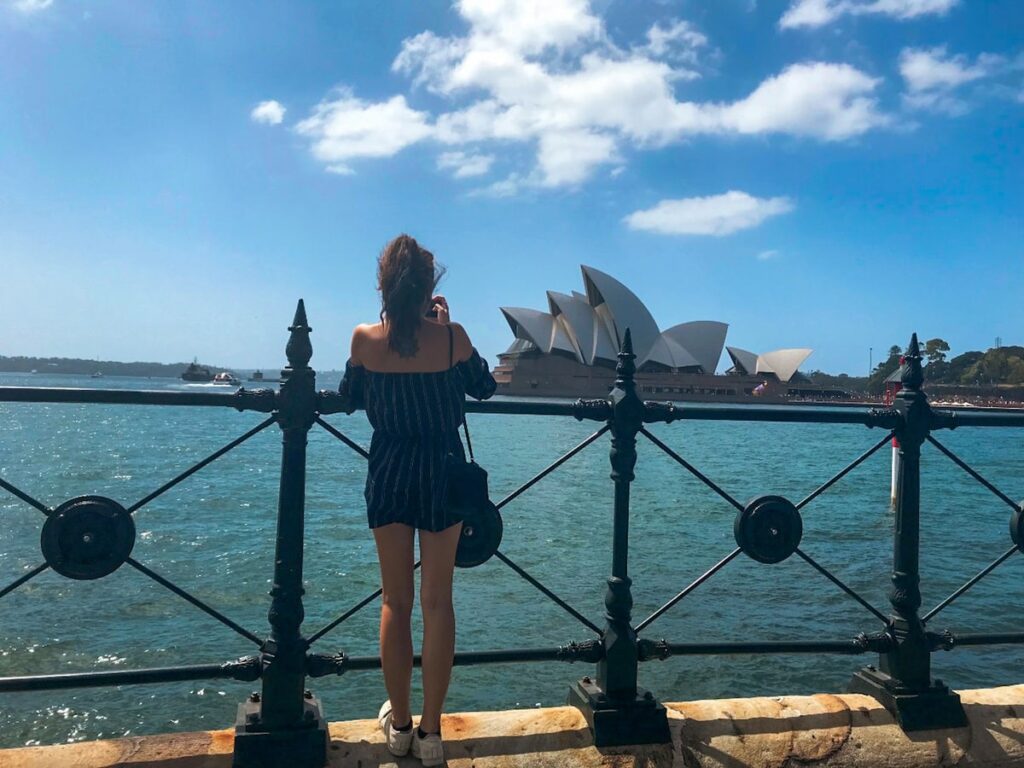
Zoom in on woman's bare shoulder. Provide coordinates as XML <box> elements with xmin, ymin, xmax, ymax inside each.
<box><xmin>350</xmin><ymin>323</ymin><xmax>384</xmax><ymax>364</ymax></box>
<box><xmin>449</xmin><ymin>322</ymin><xmax>474</xmax><ymax>362</ymax></box>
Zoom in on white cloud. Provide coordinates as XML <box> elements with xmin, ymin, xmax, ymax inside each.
<box><xmin>250</xmin><ymin>100</ymin><xmax>286</xmax><ymax>126</ymax></box>
<box><xmin>10</xmin><ymin>0</ymin><xmax>53</xmax><ymax>12</ymax></box>
<box><xmin>536</xmin><ymin>130</ymin><xmax>619</xmax><ymax>186</ymax></box>
<box><xmin>641</xmin><ymin>20</ymin><xmax>708</xmax><ymax>66</ymax></box>
<box><xmin>436</xmin><ymin>150</ymin><xmax>495</xmax><ymax>178</ymax></box>
<box><xmin>457</xmin><ymin>0</ymin><xmax>602</xmax><ymax>56</ymax></box>
<box><xmin>900</xmin><ymin>47</ymin><xmax>996</xmax><ymax>92</ymax></box>
<box><xmin>757</xmin><ymin>249</ymin><xmax>780</xmax><ymax>260</ymax></box>
<box><xmin>294</xmin><ymin>89</ymin><xmax>432</xmax><ymax>175</ymax></box>
<box><xmin>707</xmin><ymin>62</ymin><xmax>889</xmax><ymax>139</ymax></box>
<box><xmin>297</xmin><ymin>0</ymin><xmax>891</xmax><ymax>187</ymax></box>
<box><xmin>624</xmin><ymin>191</ymin><xmax>795</xmax><ymax>236</ymax></box>
<box><xmin>899</xmin><ymin>46</ymin><xmax>1015</xmax><ymax>116</ymax></box>
<box><xmin>780</xmin><ymin>0</ymin><xmax>958</xmax><ymax>29</ymax></box>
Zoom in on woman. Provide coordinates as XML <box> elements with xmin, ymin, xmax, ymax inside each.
<box><xmin>338</xmin><ymin>234</ymin><xmax>496</xmax><ymax>766</ymax></box>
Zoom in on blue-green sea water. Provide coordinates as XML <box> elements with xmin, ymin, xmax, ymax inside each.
<box><xmin>1</xmin><ymin>372</ymin><xmax>1023</xmax><ymax>748</ymax></box>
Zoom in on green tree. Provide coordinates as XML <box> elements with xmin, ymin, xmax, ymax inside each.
<box><xmin>924</xmin><ymin>338</ymin><xmax>950</xmax><ymax>365</ymax></box>
<box><xmin>866</xmin><ymin>344</ymin><xmax>904</xmax><ymax>395</ymax></box>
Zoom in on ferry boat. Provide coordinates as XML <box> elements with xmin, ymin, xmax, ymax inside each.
<box><xmin>212</xmin><ymin>371</ymin><xmax>241</xmax><ymax>386</ymax></box>
<box><xmin>181</xmin><ymin>360</ymin><xmax>213</xmax><ymax>382</ymax></box>
<box><xmin>247</xmin><ymin>370</ymin><xmax>281</xmax><ymax>383</ymax></box>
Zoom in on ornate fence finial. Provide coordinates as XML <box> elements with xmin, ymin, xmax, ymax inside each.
<box><xmin>901</xmin><ymin>333</ymin><xmax>923</xmax><ymax>390</ymax></box>
<box><xmin>285</xmin><ymin>299</ymin><xmax>313</xmax><ymax>371</ymax></box>
<box><xmin>616</xmin><ymin>327</ymin><xmax>636</xmax><ymax>383</ymax></box>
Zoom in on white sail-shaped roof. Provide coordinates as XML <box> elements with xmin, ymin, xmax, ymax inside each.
<box><xmin>550</xmin><ymin>316</ymin><xmax>579</xmax><ymax>359</ymax></box>
<box><xmin>580</xmin><ymin>265</ymin><xmax>661</xmax><ymax>364</ymax></box>
<box><xmin>547</xmin><ymin>291</ymin><xmax>594</xmax><ymax>364</ymax></box>
<box><xmin>726</xmin><ymin>346</ymin><xmax>759</xmax><ymax>376</ymax></box>
<box><xmin>547</xmin><ymin>290</ymin><xmax>619</xmax><ymax>364</ymax></box>
<box><xmin>503</xmin><ymin>337</ymin><xmax>536</xmax><ymax>355</ymax></box>
<box><xmin>662</xmin><ymin>321</ymin><xmax>728</xmax><ymax>373</ymax></box>
<box><xmin>757</xmin><ymin>348</ymin><xmax>813</xmax><ymax>382</ymax></box>
<box><xmin>500</xmin><ymin>307</ymin><xmax>556</xmax><ymax>354</ymax></box>
<box><xmin>501</xmin><ymin>266</ymin><xmax>813</xmax><ymax>382</ymax></box>
<box><xmin>643</xmin><ymin>334</ymin><xmax>701</xmax><ymax>369</ymax></box>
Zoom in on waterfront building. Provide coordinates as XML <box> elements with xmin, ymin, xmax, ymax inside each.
<box><xmin>494</xmin><ymin>265</ymin><xmax>829</xmax><ymax>402</ymax></box>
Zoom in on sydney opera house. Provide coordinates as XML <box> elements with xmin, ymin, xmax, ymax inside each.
<box><xmin>493</xmin><ymin>265</ymin><xmax>830</xmax><ymax>402</ymax></box>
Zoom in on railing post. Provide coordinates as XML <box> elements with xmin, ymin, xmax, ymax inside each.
<box><xmin>568</xmin><ymin>329</ymin><xmax>671</xmax><ymax>746</ymax></box>
<box><xmin>233</xmin><ymin>300</ymin><xmax>328</xmax><ymax>768</ymax></box>
<box><xmin>848</xmin><ymin>333</ymin><xmax>966</xmax><ymax>731</ymax></box>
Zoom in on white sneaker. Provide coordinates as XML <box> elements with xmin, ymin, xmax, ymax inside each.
<box><xmin>377</xmin><ymin>700</ymin><xmax>413</xmax><ymax>757</ymax></box>
<box><xmin>411</xmin><ymin>728</ymin><xmax>445</xmax><ymax>767</ymax></box>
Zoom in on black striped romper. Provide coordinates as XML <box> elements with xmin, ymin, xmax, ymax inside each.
<box><xmin>339</xmin><ymin>343</ymin><xmax>496</xmax><ymax>532</ymax></box>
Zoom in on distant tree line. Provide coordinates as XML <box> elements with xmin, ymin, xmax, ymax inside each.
<box><xmin>862</xmin><ymin>339</ymin><xmax>1024</xmax><ymax>395</ymax></box>
<box><xmin>0</xmin><ymin>356</ymin><xmax>226</xmax><ymax>378</ymax></box>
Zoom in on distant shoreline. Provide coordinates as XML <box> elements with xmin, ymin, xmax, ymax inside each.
<box><xmin>0</xmin><ymin>364</ymin><xmax>345</xmax><ymax>378</ymax></box>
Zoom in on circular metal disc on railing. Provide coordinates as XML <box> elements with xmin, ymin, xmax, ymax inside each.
<box><xmin>40</xmin><ymin>495</ymin><xmax>136</xmax><ymax>580</ymax></box>
<box><xmin>734</xmin><ymin>495</ymin><xmax>802</xmax><ymax>564</ymax></box>
<box><xmin>1010</xmin><ymin>506</ymin><xmax>1024</xmax><ymax>553</ymax></box>
<box><xmin>455</xmin><ymin>503</ymin><xmax>503</xmax><ymax>569</ymax></box>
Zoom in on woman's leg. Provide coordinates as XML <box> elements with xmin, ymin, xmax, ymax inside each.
<box><xmin>373</xmin><ymin>523</ymin><xmax>416</xmax><ymax>727</ymax></box>
<box><xmin>418</xmin><ymin>522</ymin><xmax>462</xmax><ymax>734</ymax></box>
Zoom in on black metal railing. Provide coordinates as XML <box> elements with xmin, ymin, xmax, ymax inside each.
<box><xmin>1</xmin><ymin>301</ymin><xmax>1024</xmax><ymax>764</ymax></box>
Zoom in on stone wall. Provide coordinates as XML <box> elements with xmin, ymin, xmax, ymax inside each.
<box><xmin>4</xmin><ymin>683</ymin><xmax>1024</xmax><ymax>767</ymax></box>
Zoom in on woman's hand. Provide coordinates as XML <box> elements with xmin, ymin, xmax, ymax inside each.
<box><xmin>430</xmin><ymin>295</ymin><xmax>450</xmax><ymax>324</ymax></box>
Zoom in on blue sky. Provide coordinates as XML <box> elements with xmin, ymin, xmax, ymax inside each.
<box><xmin>1</xmin><ymin>0</ymin><xmax>1021</xmax><ymax>374</ymax></box>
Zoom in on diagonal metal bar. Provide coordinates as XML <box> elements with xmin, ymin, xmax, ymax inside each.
<box><xmin>796</xmin><ymin>432</ymin><xmax>894</xmax><ymax>510</ymax></box>
<box><xmin>0</xmin><ymin>563</ymin><xmax>49</xmax><ymax>601</ymax></box>
<box><xmin>923</xmin><ymin>545</ymin><xmax>1018</xmax><ymax>623</ymax></box>
<box><xmin>126</xmin><ymin>558</ymin><xmax>262</xmax><ymax>646</ymax></box>
<box><xmin>315</xmin><ymin>416</ymin><xmax>370</xmax><ymax>459</ymax></box>
<box><xmin>307</xmin><ymin>562</ymin><xmax>422</xmax><ymax>646</ymax></box>
<box><xmin>308</xmin><ymin>428</ymin><xmax>606</xmax><ymax>646</ymax></box>
<box><xmin>927</xmin><ymin>435</ymin><xmax>1021</xmax><ymax>514</ymax></box>
<box><xmin>0</xmin><ymin>476</ymin><xmax>50</xmax><ymax>517</ymax></box>
<box><xmin>639</xmin><ymin>428</ymin><xmax>744</xmax><ymax>512</ymax></box>
<box><xmin>635</xmin><ymin>547</ymin><xmax>741</xmax><ymax>634</ymax></box>
<box><xmin>127</xmin><ymin>416</ymin><xmax>277</xmax><ymax>514</ymax></box>
<box><xmin>495</xmin><ymin>425</ymin><xmax>609</xmax><ymax>510</ymax></box>
<box><xmin>494</xmin><ymin>551</ymin><xmax>601</xmax><ymax>635</ymax></box>
<box><xmin>795</xmin><ymin>549</ymin><xmax>889</xmax><ymax>625</ymax></box>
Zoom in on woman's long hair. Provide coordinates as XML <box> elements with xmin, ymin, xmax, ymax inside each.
<box><xmin>377</xmin><ymin>234</ymin><xmax>444</xmax><ymax>358</ymax></box>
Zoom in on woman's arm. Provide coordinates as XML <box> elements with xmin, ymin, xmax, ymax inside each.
<box><xmin>451</xmin><ymin>322</ymin><xmax>497</xmax><ymax>400</ymax></box>
<box><xmin>338</xmin><ymin>326</ymin><xmax>368</xmax><ymax>412</ymax></box>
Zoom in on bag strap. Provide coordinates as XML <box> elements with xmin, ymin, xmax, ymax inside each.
<box><xmin>447</xmin><ymin>325</ymin><xmax>475</xmax><ymax>461</ymax></box>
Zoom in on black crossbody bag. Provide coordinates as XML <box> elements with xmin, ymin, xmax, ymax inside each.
<box><xmin>445</xmin><ymin>326</ymin><xmax>502</xmax><ymax>568</ymax></box>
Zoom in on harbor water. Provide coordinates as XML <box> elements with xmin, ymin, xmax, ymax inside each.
<box><xmin>1</xmin><ymin>372</ymin><xmax>1022</xmax><ymax>748</ymax></box>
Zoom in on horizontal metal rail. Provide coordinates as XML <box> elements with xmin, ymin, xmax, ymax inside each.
<box><xmin>0</xmin><ymin>658</ymin><xmax>261</xmax><ymax>692</ymax></box>
<box><xmin>316</xmin><ymin>646</ymin><xmax>601</xmax><ymax>674</ymax></box>
<box><xmin>951</xmin><ymin>633</ymin><xmax>1024</xmax><ymax>646</ymax></box>
<box><xmin>5</xmin><ymin>385</ymin><xmax>1024</xmax><ymax>426</ymax></box>
<box><xmin>0</xmin><ymin>386</ymin><xmax>245</xmax><ymax>408</ymax></box>
<box><xmin>641</xmin><ymin>639</ymin><xmax>878</xmax><ymax>657</ymax></box>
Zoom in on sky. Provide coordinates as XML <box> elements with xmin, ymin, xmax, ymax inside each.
<box><xmin>1</xmin><ymin>0</ymin><xmax>1021</xmax><ymax>374</ymax></box>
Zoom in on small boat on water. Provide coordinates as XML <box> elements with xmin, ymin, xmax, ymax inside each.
<box><xmin>181</xmin><ymin>360</ymin><xmax>213</xmax><ymax>382</ymax></box>
<box><xmin>90</xmin><ymin>371</ymin><xmax>103</xmax><ymax>378</ymax></box>
<box><xmin>212</xmin><ymin>371</ymin><xmax>241</xmax><ymax>386</ymax></box>
<box><xmin>247</xmin><ymin>370</ymin><xmax>281</xmax><ymax>383</ymax></box>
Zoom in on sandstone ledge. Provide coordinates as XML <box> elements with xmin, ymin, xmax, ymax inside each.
<box><xmin>4</xmin><ymin>683</ymin><xmax>1024</xmax><ymax>767</ymax></box>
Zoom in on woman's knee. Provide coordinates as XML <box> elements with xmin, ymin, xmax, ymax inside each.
<box><xmin>419</xmin><ymin>587</ymin><xmax>453</xmax><ymax>614</ymax></box>
<box><xmin>381</xmin><ymin>589</ymin><xmax>414</xmax><ymax>619</ymax></box>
